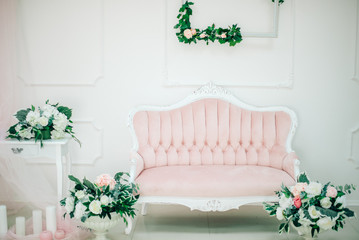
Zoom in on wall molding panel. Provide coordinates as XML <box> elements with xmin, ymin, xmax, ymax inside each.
<box><xmin>70</xmin><ymin>119</ymin><xmax>104</xmax><ymax>165</ymax></box>
<box><xmin>348</xmin><ymin>124</ymin><xmax>359</xmax><ymax>169</ymax></box>
<box><xmin>17</xmin><ymin>0</ymin><xmax>104</xmax><ymax>87</ymax></box>
<box><xmin>163</xmin><ymin>0</ymin><xmax>296</xmax><ymax>88</ymax></box>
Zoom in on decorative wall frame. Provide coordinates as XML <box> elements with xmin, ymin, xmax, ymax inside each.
<box><xmin>348</xmin><ymin>124</ymin><xmax>359</xmax><ymax>169</ymax></box>
<box><xmin>70</xmin><ymin>119</ymin><xmax>104</xmax><ymax>165</ymax></box>
<box><xmin>163</xmin><ymin>0</ymin><xmax>296</xmax><ymax>88</ymax></box>
<box><xmin>17</xmin><ymin>0</ymin><xmax>104</xmax><ymax>87</ymax></box>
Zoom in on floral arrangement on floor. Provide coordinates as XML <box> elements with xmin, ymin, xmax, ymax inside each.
<box><xmin>6</xmin><ymin>100</ymin><xmax>80</xmax><ymax>147</ymax></box>
<box><xmin>174</xmin><ymin>1</ymin><xmax>285</xmax><ymax>47</ymax></box>
<box><xmin>60</xmin><ymin>172</ymin><xmax>139</xmax><ymax>225</ymax></box>
<box><xmin>263</xmin><ymin>173</ymin><xmax>356</xmax><ymax>237</ymax></box>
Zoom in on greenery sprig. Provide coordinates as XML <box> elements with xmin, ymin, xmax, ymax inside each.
<box><xmin>174</xmin><ymin>1</ymin><xmax>285</xmax><ymax>47</ymax></box>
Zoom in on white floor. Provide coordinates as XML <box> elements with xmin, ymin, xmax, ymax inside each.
<box><xmin>6</xmin><ymin>204</ymin><xmax>359</xmax><ymax>239</ymax></box>
<box><xmin>108</xmin><ymin>205</ymin><xmax>359</xmax><ymax>240</ymax></box>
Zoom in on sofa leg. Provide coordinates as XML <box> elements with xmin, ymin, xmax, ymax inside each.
<box><xmin>124</xmin><ymin>216</ymin><xmax>132</xmax><ymax>235</ymax></box>
<box><xmin>141</xmin><ymin>203</ymin><xmax>148</xmax><ymax>216</ymax></box>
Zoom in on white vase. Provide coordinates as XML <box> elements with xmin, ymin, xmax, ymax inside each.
<box><xmin>291</xmin><ymin>223</ymin><xmax>320</xmax><ymax>239</ymax></box>
<box><xmin>82</xmin><ymin>213</ymin><xmax>121</xmax><ymax>240</ymax></box>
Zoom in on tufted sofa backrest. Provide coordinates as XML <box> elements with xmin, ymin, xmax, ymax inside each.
<box><xmin>132</xmin><ymin>98</ymin><xmax>293</xmax><ymax>171</ymax></box>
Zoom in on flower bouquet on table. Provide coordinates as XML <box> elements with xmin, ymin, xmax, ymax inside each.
<box><xmin>6</xmin><ymin>100</ymin><xmax>80</xmax><ymax>147</ymax></box>
<box><xmin>263</xmin><ymin>172</ymin><xmax>356</xmax><ymax>238</ymax></box>
<box><xmin>60</xmin><ymin>172</ymin><xmax>139</xmax><ymax>238</ymax></box>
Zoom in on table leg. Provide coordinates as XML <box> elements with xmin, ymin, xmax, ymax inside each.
<box><xmin>55</xmin><ymin>146</ymin><xmax>63</xmax><ymax>201</ymax></box>
<box><xmin>66</xmin><ymin>152</ymin><xmax>72</xmax><ymax>192</ymax></box>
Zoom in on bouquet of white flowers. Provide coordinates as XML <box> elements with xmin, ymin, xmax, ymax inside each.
<box><xmin>6</xmin><ymin>100</ymin><xmax>80</xmax><ymax>147</ymax></box>
<box><xmin>60</xmin><ymin>172</ymin><xmax>139</xmax><ymax>224</ymax></box>
<box><xmin>263</xmin><ymin>172</ymin><xmax>356</xmax><ymax>238</ymax></box>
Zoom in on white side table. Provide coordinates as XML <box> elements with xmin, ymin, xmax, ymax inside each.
<box><xmin>0</xmin><ymin>137</ymin><xmax>72</xmax><ymax>201</ymax></box>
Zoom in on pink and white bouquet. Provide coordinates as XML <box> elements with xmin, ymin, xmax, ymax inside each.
<box><xmin>60</xmin><ymin>172</ymin><xmax>139</xmax><ymax>225</ymax></box>
<box><xmin>6</xmin><ymin>100</ymin><xmax>80</xmax><ymax>147</ymax></box>
<box><xmin>263</xmin><ymin>172</ymin><xmax>356</xmax><ymax>237</ymax></box>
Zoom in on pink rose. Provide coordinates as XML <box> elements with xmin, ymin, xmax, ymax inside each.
<box><xmin>200</xmin><ymin>33</ymin><xmax>207</xmax><ymax>38</ymax></box>
<box><xmin>291</xmin><ymin>182</ymin><xmax>307</xmax><ymax>197</ymax></box>
<box><xmin>293</xmin><ymin>196</ymin><xmax>302</xmax><ymax>208</ymax></box>
<box><xmin>221</xmin><ymin>33</ymin><xmax>226</xmax><ymax>38</ymax></box>
<box><xmin>191</xmin><ymin>29</ymin><xmax>197</xmax><ymax>36</ymax></box>
<box><xmin>183</xmin><ymin>29</ymin><xmax>192</xmax><ymax>39</ymax></box>
<box><xmin>95</xmin><ymin>174</ymin><xmax>116</xmax><ymax>190</ymax></box>
<box><xmin>326</xmin><ymin>186</ymin><xmax>338</xmax><ymax>198</ymax></box>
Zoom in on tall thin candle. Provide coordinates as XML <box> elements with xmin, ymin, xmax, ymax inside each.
<box><xmin>15</xmin><ymin>217</ymin><xmax>25</xmax><ymax>236</ymax></box>
<box><xmin>33</xmin><ymin>210</ymin><xmax>42</xmax><ymax>235</ymax></box>
<box><xmin>46</xmin><ymin>206</ymin><xmax>56</xmax><ymax>235</ymax></box>
<box><xmin>0</xmin><ymin>205</ymin><xmax>7</xmax><ymax>236</ymax></box>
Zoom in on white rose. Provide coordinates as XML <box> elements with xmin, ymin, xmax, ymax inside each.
<box><xmin>15</xmin><ymin>124</ymin><xmax>22</xmax><ymax>132</ymax></box>
<box><xmin>308</xmin><ymin>206</ymin><xmax>320</xmax><ymax>219</ymax></box>
<box><xmin>53</xmin><ymin>113</ymin><xmax>69</xmax><ymax>131</ymax></box>
<box><xmin>74</xmin><ymin>202</ymin><xmax>87</xmax><ymax>219</ymax></box>
<box><xmin>320</xmin><ymin>197</ymin><xmax>332</xmax><ymax>209</ymax></box>
<box><xmin>51</xmin><ymin>130</ymin><xmax>65</xmax><ymax>139</ymax></box>
<box><xmin>18</xmin><ymin>128</ymin><xmax>34</xmax><ymax>139</ymax></box>
<box><xmin>298</xmin><ymin>209</ymin><xmax>313</xmax><ymax>226</ymax></box>
<box><xmin>89</xmin><ymin>200</ymin><xmax>102</xmax><ymax>215</ymax></box>
<box><xmin>100</xmin><ymin>195</ymin><xmax>110</xmax><ymax>206</ymax></box>
<box><xmin>41</xmin><ymin>104</ymin><xmax>59</xmax><ymax>118</ymax></box>
<box><xmin>37</xmin><ymin>116</ymin><xmax>49</xmax><ymax>127</ymax></box>
<box><xmin>26</xmin><ymin>110</ymin><xmax>40</xmax><ymax>126</ymax></box>
<box><xmin>65</xmin><ymin>197</ymin><xmax>75</xmax><ymax>213</ymax></box>
<box><xmin>335</xmin><ymin>196</ymin><xmax>346</xmax><ymax>209</ymax></box>
<box><xmin>306</xmin><ymin>182</ymin><xmax>322</xmax><ymax>196</ymax></box>
<box><xmin>75</xmin><ymin>190</ymin><xmax>86</xmax><ymax>199</ymax></box>
<box><xmin>279</xmin><ymin>194</ymin><xmax>293</xmax><ymax>209</ymax></box>
<box><xmin>276</xmin><ymin>207</ymin><xmax>284</xmax><ymax>220</ymax></box>
<box><xmin>317</xmin><ymin>217</ymin><xmax>335</xmax><ymax>230</ymax></box>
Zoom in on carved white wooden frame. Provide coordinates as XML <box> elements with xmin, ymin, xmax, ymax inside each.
<box><xmin>127</xmin><ymin>83</ymin><xmax>300</xmax><ymax>221</ymax></box>
<box><xmin>163</xmin><ymin>0</ymin><xmax>296</xmax><ymax>87</ymax></box>
<box><xmin>348</xmin><ymin>124</ymin><xmax>359</xmax><ymax>169</ymax></box>
<box><xmin>17</xmin><ymin>0</ymin><xmax>104</xmax><ymax>86</ymax></box>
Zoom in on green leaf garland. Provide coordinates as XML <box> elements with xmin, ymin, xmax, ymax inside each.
<box><xmin>174</xmin><ymin>1</ymin><xmax>285</xmax><ymax>47</ymax></box>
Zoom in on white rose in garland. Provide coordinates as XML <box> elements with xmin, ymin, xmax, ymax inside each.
<box><xmin>6</xmin><ymin>100</ymin><xmax>80</xmax><ymax>147</ymax></box>
<box><xmin>306</xmin><ymin>182</ymin><xmax>323</xmax><ymax>196</ymax></box>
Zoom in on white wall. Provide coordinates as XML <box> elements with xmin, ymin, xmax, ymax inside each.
<box><xmin>12</xmin><ymin>0</ymin><xmax>359</xmax><ymax>202</ymax></box>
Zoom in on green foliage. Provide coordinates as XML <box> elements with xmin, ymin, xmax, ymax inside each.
<box><xmin>297</xmin><ymin>172</ymin><xmax>310</xmax><ymax>184</ymax></box>
<box><xmin>57</xmin><ymin>106</ymin><xmax>72</xmax><ymax>119</ymax></box>
<box><xmin>15</xmin><ymin>109</ymin><xmax>31</xmax><ymax>122</ymax></box>
<box><xmin>272</xmin><ymin>0</ymin><xmax>285</xmax><ymax>4</ymax></box>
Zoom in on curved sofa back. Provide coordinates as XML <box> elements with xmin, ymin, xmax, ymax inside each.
<box><xmin>132</xmin><ymin>98</ymin><xmax>293</xmax><ymax>171</ymax></box>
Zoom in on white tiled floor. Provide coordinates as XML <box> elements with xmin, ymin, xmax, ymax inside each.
<box><xmin>109</xmin><ymin>205</ymin><xmax>359</xmax><ymax>240</ymax></box>
<box><xmin>6</xmin><ymin>204</ymin><xmax>359</xmax><ymax>239</ymax></box>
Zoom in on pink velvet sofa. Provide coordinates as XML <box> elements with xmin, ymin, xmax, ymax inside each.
<box><xmin>127</xmin><ymin>83</ymin><xmax>300</xmax><ymax>223</ymax></box>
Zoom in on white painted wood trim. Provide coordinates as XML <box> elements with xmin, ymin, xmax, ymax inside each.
<box><xmin>348</xmin><ymin>124</ymin><xmax>359</xmax><ymax>168</ymax></box>
<box><xmin>163</xmin><ymin>0</ymin><xmax>296</xmax><ymax>88</ymax></box>
<box><xmin>138</xmin><ymin>196</ymin><xmax>278</xmax><ymax>212</ymax></box>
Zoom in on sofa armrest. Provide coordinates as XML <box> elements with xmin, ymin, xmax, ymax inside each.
<box><xmin>282</xmin><ymin>152</ymin><xmax>301</xmax><ymax>180</ymax></box>
<box><xmin>129</xmin><ymin>150</ymin><xmax>144</xmax><ymax>183</ymax></box>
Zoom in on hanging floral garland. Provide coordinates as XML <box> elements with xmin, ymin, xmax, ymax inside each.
<box><xmin>174</xmin><ymin>0</ymin><xmax>285</xmax><ymax>47</ymax></box>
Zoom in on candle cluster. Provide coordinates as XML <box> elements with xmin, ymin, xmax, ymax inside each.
<box><xmin>0</xmin><ymin>205</ymin><xmax>66</xmax><ymax>239</ymax></box>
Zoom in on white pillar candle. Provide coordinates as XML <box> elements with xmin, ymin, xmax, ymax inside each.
<box><xmin>15</xmin><ymin>217</ymin><xmax>26</xmax><ymax>236</ymax></box>
<box><xmin>32</xmin><ymin>210</ymin><xmax>42</xmax><ymax>235</ymax></box>
<box><xmin>45</xmin><ymin>206</ymin><xmax>56</xmax><ymax>235</ymax></box>
<box><xmin>0</xmin><ymin>205</ymin><xmax>8</xmax><ymax>236</ymax></box>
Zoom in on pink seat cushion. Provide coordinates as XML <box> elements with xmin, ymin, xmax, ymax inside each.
<box><xmin>136</xmin><ymin>165</ymin><xmax>295</xmax><ymax>198</ymax></box>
